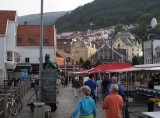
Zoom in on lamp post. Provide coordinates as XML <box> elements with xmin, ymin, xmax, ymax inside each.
<box><xmin>64</xmin><ymin>42</ymin><xmax>67</xmax><ymax>75</ymax></box>
<box><xmin>38</xmin><ymin>0</ymin><xmax>44</xmax><ymax>102</ymax></box>
<box><xmin>109</xmin><ymin>36</ymin><xmax>113</xmax><ymax>60</ymax></box>
<box><xmin>64</xmin><ymin>56</ymin><xmax>66</xmax><ymax>75</ymax></box>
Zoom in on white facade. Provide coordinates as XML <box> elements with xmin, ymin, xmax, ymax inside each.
<box><xmin>5</xmin><ymin>20</ymin><xmax>17</xmax><ymax>69</ymax></box>
<box><xmin>0</xmin><ymin>16</ymin><xmax>17</xmax><ymax>82</ymax></box>
<box><xmin>16</xmin><ymin>46</ymin><xmax>55</xmax><ymax>64</ymax></box>
<box><xmin>0</xmin><ymin>36</ymin><xmax>6</xmax><ymax>81</ymax></box>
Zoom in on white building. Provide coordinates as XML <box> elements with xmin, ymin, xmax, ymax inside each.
<box><xmin>0</xmin><ymin>10</ymin><xmax>17</xmax><ymax>83</ymax></box>
<box><xmin>16</xmin><ymin>25</ymin><xmax>57</xmax><ymax>75</ymax></box>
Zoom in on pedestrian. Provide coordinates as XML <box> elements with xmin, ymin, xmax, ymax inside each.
<box><xmin>84</xmin><ymin>74</ymin><xmax>97</xmax><ymax>103</ymax></box>
<box><xmin>101</xmin><ymin>78</ymin><xmax>110</xmax><ymax>95</ymax></box>
<box><xmin>102</xmin><ymin>84</ymin><xmax>124</xmax><ymax>118</ymax></box>
<box><xmin>104</xmin><ymin>76</ymin><xmax>125</xmax><ymax>98</ymax></box>
<box><xmin>60</xmin><ymin>74</ymin><xmax>65</xmax><ymax>87</ymax></box>
<box><xmin>70</xmin><ymin>85</ymin><xmax>96</xmax><ymax>118</ymax></box>
<box><xmin>65</xmin><ymin>75</ymin><xmax>68</xmax><ymax>87</ymax></box>
<box><xmin>30</xmin><ymin>74</ymin><xmax>35</xmax><ymax>88</ymax></box>
<box><xmin>72</xmin><ymin>77</ymin><xmax>80</xmax><ymax>97</ymax></box>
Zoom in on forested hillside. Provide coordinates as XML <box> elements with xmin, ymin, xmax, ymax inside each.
<box><xmin>18</xmin><ymin>11</ymin><xmax>70</xmax><ymax>25</ymax></box>
<box><xmin>55</xmin><ymin>0</ymin><xmax>160</xmax><ymax>33</ymax></box>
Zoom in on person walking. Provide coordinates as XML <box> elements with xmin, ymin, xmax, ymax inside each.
<box><xmin>60</xmin><ymin>74</ymin><xmax>65</xmax><ymax>87</ymax></box>
<box><xmin>65</xmin><ymin>75</ymin><xmax>68</xmax><ymax>87</ymax></box>
<box><xmin>72</xmin><ymin>77</ymin><xmax>80</xmax><ymax>97</ymax></box>
<box><xmin>101</xmin><ymin>78</ymin><xmax>110</xmax><ymax>95</ymax></box>
<box><xmin>70</xmin><ymin>86</ymin><xmax>96</xmax><ymax>118</ymax></box>
<box><xmin>30</xmin><ymin>74</ymin><xmax>35</xmax><ymax>88</ymax></box>
<box><xmin>84</xmin><ymin>74</ymin><xmax>97</xmax><ymax>103</ymax></box>
<box><xmin>104</xmin><ymin>76</ymin><xmax>125</xmax><ymax>98</ymax></box>
<box><xmin>102</xmin><ymin>84</ymin><xmax>124</xmax><ymax>118</ymax></box>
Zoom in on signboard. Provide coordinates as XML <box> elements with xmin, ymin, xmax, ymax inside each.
<box><xmin>66</xmin><ymin>57</ymin><xmax>70</xmax><ymax>63</ymax></box>
<box><xmin>21</xmin><ymin>69</ymin><xmax>28</xmax><ymax>80</ymax></box>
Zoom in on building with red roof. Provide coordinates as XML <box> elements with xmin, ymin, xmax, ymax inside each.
<box><xmin>16</xmin><ymin>24</ymin><xmax>57</xmax><ymax>73</ymax></box>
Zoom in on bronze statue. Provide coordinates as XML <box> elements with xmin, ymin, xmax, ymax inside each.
<box><xmin>42</xmin><ymin>54</ymin><xmax>58</xmax><ymax>71</ymax></box>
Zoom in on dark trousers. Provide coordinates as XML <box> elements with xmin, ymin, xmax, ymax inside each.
<box><xmin>90</xmin><ymin>93</ymin><xmax>96</xmax><ymax>103</ymax></box>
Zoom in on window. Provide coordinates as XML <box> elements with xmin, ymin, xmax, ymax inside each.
<box><xmin>25</xmin><ymin>58</ymin><xmax>29</xmax><ymax>62</ymax></box>
<box><xmin>7</xmin><ymin>51</ymin><xmax>12</xmax><ymax>61</ymax></box>
<box><xmin>43</xmin><ymin>39</ymin><xmax>49</xmax><ymax>44</ymax></box>
<box><xmin>17</xmin><ymin>38</ymin><xmax>22</xmax><ymax>43</ymax></box>
<box><xmin>28</xmin><ymin>38</ymin><xmax>35</xmax><ymax>44</ymax></box>
<box><xmin>132</xmin><ymin>48</ymin><xmax>134</xmax><ymax>51</ymax></box>
<box><xmin>157</xmin><ymin>52</ymin><xmax>160</xmax><ymax>57</ymax></box>
<box><xmin>118</xmin><ymin>44</ymin><xmax>120</xmax><ymax>48</ymax></box>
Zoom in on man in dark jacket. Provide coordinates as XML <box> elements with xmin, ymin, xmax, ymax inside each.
<box><xmin>73</xmin><ymin>77</ymin><xmax>80</xmax><ymax>97</ymax></box>
<box><xmin>104</xmin><ymin>76</ymin><xmax>125</xmax><ymax>98</ymax></box>
<box><xmin>84</xmin><ymin>74</ymin><xmax>97</xmax><ymax>103</ymax></box>
<box><xmin>101</xmin><ymin>78</ymin><xmax>110</xmax><ymax>95</ymax></box>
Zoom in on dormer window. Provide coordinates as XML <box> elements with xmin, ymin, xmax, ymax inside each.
<box><xmin>118</xmin><ymin>44</ymin><xmax>120</xmax><ymax>48</ymax></box>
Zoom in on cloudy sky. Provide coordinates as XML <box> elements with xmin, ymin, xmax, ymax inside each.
<box><xmin>1</xmin><ymin>0</ymin><xmax>94</xmax><ymax>16</ymax></box>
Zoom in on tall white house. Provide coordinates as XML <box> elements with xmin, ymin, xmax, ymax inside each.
<box><xmin>0</xmin><ymin>10</ymin><xmax>17</xmax><ymax>83</ymax></box>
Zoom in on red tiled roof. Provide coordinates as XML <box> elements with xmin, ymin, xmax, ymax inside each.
<box><xmin>0</xmin><ymin>10</ymin><xmax>16</xmax><ymax>34</ymax></box>
<box><xmin>57</xmin><ymin>38</ymin><xmax>72</xmax><ymax>44</ymax></box>
<box><xmin>17</xmin><ymin>25</ymin><xmax>54</xmax><ymax>46</ymax></box>
<box><xmin>96</xmin><ymin>39</ymin><xmax>106</xmax><ymax>43</ymax></box>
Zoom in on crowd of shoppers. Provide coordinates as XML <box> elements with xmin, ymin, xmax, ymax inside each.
<box><xmin>69</xmin><ymin>74</ymin><xmax>125</xmax><ymax>118</ymax></box>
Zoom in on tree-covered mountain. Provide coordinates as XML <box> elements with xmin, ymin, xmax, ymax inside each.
<box><xmin>18</xmin><ymin>11</ymin><xmax>70</xmax><ymax>25</ymax></box>
<box><xmin>55</xmin><ymin>0</ymin><xmax>160</xmax><ymax>33</ymax></box>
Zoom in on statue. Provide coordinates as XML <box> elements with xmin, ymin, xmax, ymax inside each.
<box><xmin>42</xmin><ymin>54</ymin><xmax>59</xmax><ymax>112</ymax></box>
<box><xmin>42</xmin><ymin>54</ymin><xmax>58</xmax><ymax>71</ymax></box>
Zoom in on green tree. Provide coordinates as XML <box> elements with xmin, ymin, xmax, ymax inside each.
<box><xmin>132</xmin><ymin>56</ymin><xmax>139</xmax><ymax>65</ymax></box>
<box><xmin>132</xmin><ymin>56</ymin><xmax>143</xmax><ymax>65</ymax></box>
<box><xmin>94</xmin><ymin>60</ymin><xmax>102</xmax><ymax>67</ymax></box>
<box><xmin>115</xmin><ymin>23</ymin><xmax>125</xmax><ymax>34</ymax></box>
<box><xmin>149</xmin><ymin>22</ymin><xmax>160</xmax><ymax>34</ymax></box>
<box><xmin>130</xmin><ymin>22</ymin><xmax>148</xmax><ymax>43</ymax></box>
<box><xmin>83</xmin><ymin>59</ymin><xmax>91</xmax><ymax>69</ymax></box>
<box><xmin>79</xmin><ymin>57</ymin><xmax>84</xmax><ymax>65</ymax></box>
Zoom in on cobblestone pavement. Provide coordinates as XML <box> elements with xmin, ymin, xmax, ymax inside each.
<box><xmin>15</xmin><ymin>82</ymin><xmax>160</xmax><ymax>118</ymax></box>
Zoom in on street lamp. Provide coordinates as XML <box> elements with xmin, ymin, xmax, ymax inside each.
<box><xmin>38</xmin><ymin>0</ymin><xmax>44</xmax><ymax>102</ymax></box>
<box><xmin>108</xmin><ymin>36</ymin><xmax>113</xmax><ymax>60</ymax></box>
<box><xmin>64</xmin><ymin>42</ymin><xmax>67</xmax><ymax>75</ymax></box>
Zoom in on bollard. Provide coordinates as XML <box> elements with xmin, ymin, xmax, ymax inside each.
<box><xmin>147</xmin><ymin>101</ymin><xmax>154</xmax><ymax>112</ymax></box>
<box><xmin>34</xmin><ymin>102</ymin><xmax>45</xmax><ymax>118</ymax></box>
<box><xmin>45</xmin><ymin>105</ymin><xmax>51</xmax><ymax>118</ymax></box>
<box><xmin>147</xmin><ymin>100</ymin><xmax>154</xmax><ymax>118</ymax></box>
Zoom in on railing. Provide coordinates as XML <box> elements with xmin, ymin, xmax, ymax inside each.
<box><xmin>0</xmin><ymin>79</ymin><xmax>31</xmax><ymax>118</ymax></box>
<box><xmin>0</xmin><ymin>98</ymin><xmax>4</xmax><ymax>116</ymax></box>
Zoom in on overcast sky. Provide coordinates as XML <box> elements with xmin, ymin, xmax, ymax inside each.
<box><xmin>1</xmin><ymin>0</ymin><xmax>94</xmax><ymax>16</ymax></box>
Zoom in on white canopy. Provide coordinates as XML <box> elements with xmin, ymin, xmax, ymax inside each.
<box><xmin>108</xmin><ymin>66</ymin><xmax>160</xmax><ymax>73</ymax></box>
